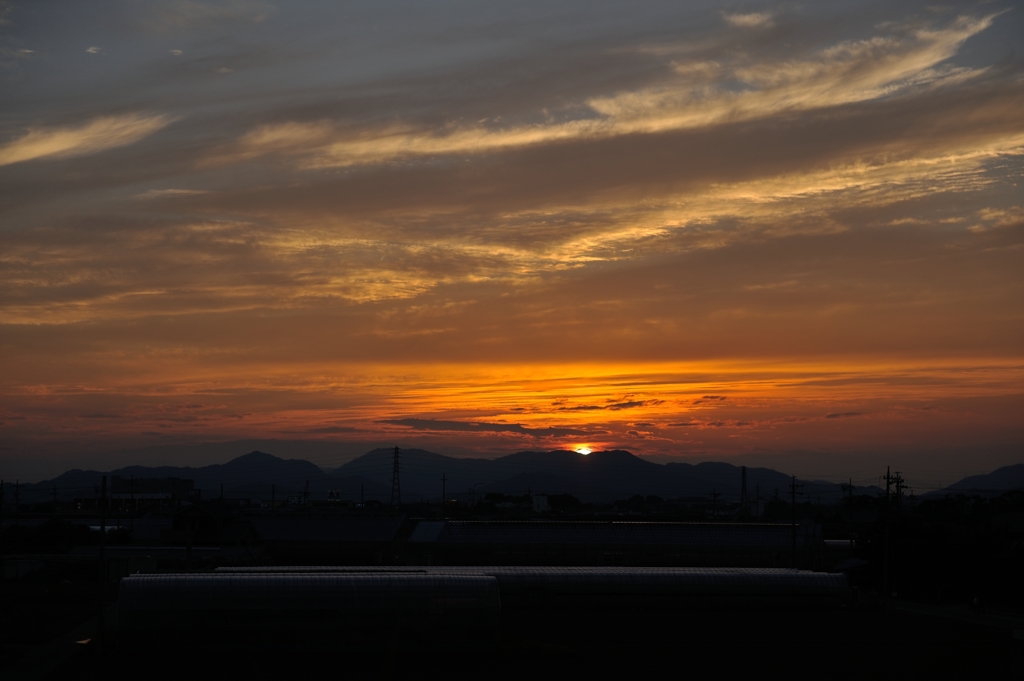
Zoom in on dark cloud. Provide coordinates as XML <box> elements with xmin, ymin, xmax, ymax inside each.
<box><xmin>380</xmin><ymin>418</ymin><xmax>589</xmax><ymax>437</ymax></box>
<box><xmin>825</xmin><ymin>412</ymin><xmax>865</xmax><ymax>419</ymax></box>
<box><xmin>608</xmin><ymin>399</ymin><xmax>662</xmax><ymax>410</ymax></box>
<box><xmin>556</xmin><ymin>399</ymin><xmax>661</xmax><ymax>412</ymax></box>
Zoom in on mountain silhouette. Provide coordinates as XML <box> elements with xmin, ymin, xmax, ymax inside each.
<box><xmin>19</xmin><ymin>451</ymin><xmax>332</xmax><ymax>502</ymax></box>
<box><xmin>333</xmin><ymin>448</ymin><xmax>844</xmax><ymax>502</ymax></box>
<box><xmin>17</xmin><ymin>447</ymin><xmax>906</xmax><ymax>504</ymax></box>
<box><xmin>923</xmin><ymin>463</ymin><xmax>1024</xmax><ymax>498</ymax></box>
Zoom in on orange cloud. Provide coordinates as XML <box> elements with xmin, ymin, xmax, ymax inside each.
<box><xmin>0</xmin><ymin>113</ymin><xmax>175</xmax><ymax>166</ymax></box>
<box><xmin>209</xmin><ymin>15</ymin><xmax>998</xmax><ymax>170</ymax></box>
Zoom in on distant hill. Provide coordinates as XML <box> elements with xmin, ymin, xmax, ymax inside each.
<box><xmin>15</xmin><ymin>451</ymin><xmax>340</xmax><ymax>503</ymax></box>
<box><xmin>12</xmin><ymin>447</ymin><xmax>901</xmax><ymax>506</ymax></box>
<box><xmin>923</xmin><ymin>463</ymin><xmax>1024</xmax><ymax>498</ymax></box>
<box><xmin>334</xmin><ymin>448</ymin><xmax>852</xmax><ymax>503</ymax></box>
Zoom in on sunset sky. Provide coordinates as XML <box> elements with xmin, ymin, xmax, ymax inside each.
<box><xmin>1</xmin><ymin>1</ymin><xmax>1022</xmax><ymax>487</ymax></box>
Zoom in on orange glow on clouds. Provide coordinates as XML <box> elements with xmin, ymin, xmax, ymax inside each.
<box><xmin>0</xmin><ymin>5</ymin><xmax>1022</xmax><ymax>481</ymax></box>
<box><xmin>3</xmin><ymin>358</ymin><xmax>1021</xmax><ymax>462</ymax></box>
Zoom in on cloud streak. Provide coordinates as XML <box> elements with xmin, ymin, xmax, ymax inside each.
<box><xmin>723</xmin><ymin>12</ymin><xmax>774</xmax><ymax>29</ymax></box>
<box><xmin>210</xmin><ymin>14</ymin><xmax>998</xmax><ymax>170</ymax></box>
<box><xmin>381</xmin><ymin>418</ymin><xmax>589</xmax><ymax>437</ymax></box>
<box><xmin>0</xmin><ymin>113</ymin><xmax>175</xmax><ymax>167</ymax></box>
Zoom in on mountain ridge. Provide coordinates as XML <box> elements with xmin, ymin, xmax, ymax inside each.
<box><xmin>922</xmin><ymin>463</ymin><xmax>1024</xmax><ymax>498</ymax></box>
<box><xmin>19</xmin><ymin>447</ymin><xmax>1003</xmax><ymax>505</ymax></box>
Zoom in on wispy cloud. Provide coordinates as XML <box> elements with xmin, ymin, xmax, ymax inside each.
<box><xmin>969</xmin><ymin>206</ymin><xmax>1024</xmax><ymax>233</ymax></box>
<box><xmin>0</xmin><ymin>46</ymin><xmax>35</xmax><ymax>70</ymax></box>
<box><xmin>0</xmin><ymin>113</ymin><xmax>176</xmax><ymax>167</ymax></box>
<box><xmin>723</xmin><ymin>12</ymin><xmax>774</xmax><ymax>29</ymax></box>
<box><xmin>135</xmin><ymin>188</ymin><xmax>210</xmax><ymax>199</ymax></box>
<box><xmin>587</xmin><ymin>14</ymin><xmax>995</xmax><ymax>135</ymax></box>
<box><xmin>4</xmin><ymin>118</ymin><xmax>1020</xmax><ymax>326</ymax></box>
<box><xmin>210</xmin><ymin>15</ymin><xmax>998</xmax><ymax>170</ymax></box>
<box><xmin>149</xmin><ymin>0</ymin><xmax>274</xmax><ymax>29</ymax></box>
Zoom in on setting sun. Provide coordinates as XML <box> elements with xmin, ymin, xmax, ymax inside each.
<box><xmin>576</xmin><ymin>447</ymin><xmax>593</xmax><ymax>455</ymax></box>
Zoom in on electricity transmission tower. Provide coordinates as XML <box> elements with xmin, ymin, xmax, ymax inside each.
<box><xmin>390</xmin><ymin>446</ymin><xmax>402</xmax><ymax>506</ymax></box>
<box><xmin>789</xmin><ymin>475</ymin><xmax>804</xmax><ymax>567</ymax></box>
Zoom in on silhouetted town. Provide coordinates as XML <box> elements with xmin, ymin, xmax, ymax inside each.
<box><xmin>2</xmin><ymin>448</ymin><xmax>1023</xmax><ymax>678</ymax></box>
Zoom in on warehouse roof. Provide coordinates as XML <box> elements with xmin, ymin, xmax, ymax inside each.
<box><xmin>214</xmin><ymin>566</ymin><xmax>847</xmax><ymax>596</ymax></box>
<box><xmin>251</xmin><ymin>514</ymin><xmax>406</xmax><ymax>543</ymax></box>
<box><xmin>407</xmin><ymin>520</ymin><xmax>813</xmax><ymax>547</ymax></box>
<box><xmin>120</xmin><ymin>572</ymin><xmax>500</xmax><ymax>611</ymax></box>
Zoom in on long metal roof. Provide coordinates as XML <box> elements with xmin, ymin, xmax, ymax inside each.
<box><xmin>120</xmin><ymin>572</ymin><xmax>499</xmax><ymax>611</ymax></box>
<box><xmin>250</xmin><ymin>514</ymin><xmax>406</xmax><ymax>543</ymax></box>
<box><xmin>212</xmin><ymin>566</ymin><xmax>846</xmax><ymax>594</ymax></box>
<box><xmin>408</xmin><ymin>520</ymin><xmax>814</xmax><ymax>547</ymax></box>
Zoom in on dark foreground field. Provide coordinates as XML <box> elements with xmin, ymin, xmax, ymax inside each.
<box><xmin>7</xmin><ymin>600</ymin><xmax>1022</xmax><ymax>680</ymax></box>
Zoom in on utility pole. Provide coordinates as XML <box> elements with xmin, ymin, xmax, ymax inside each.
<box><xmin>709</xmin><ymin>489</ymin><xmax>720</xmax><ymax>520</ymax></box>
<box><xmin>441</xmin><ymin>474</ymin><xmax>447</xmax><ymax>520</ymax></box>
<box><xmin>219</xmin><ymin>483</ymin><xmax>225</xmax><ymax>548</ymax></box>
<box><xmin>130</xmin><ymin>475</ymin><xmax>135</xmax><ymax>533</ymax></box>
<box><xmin>755</xmin><ymin>483</ymin><xmax>761</xmax><ymax>518</ymax></box>
<box><xmin>846</xmin><ymin>479</ymin><xmax>855</xmax><ymax>550</ymax></box>
<box><xmin>892</xmin><ymin>470</ymin><xmax>906</xmax><ymax>596</ymax></box>
<box><xmin>847</xmin><ymin>479</ymin><xmax>854</xmax><ymax>525</ymax></box>
<box><xmin>271</xmin><ymin>484</ymin><xmax>275</xmax><ymax>513</ymax></box>
<box><xmin>390</xmin><ymin>447</ymin><xmax>401</xmax><ymax>506</ymax></box>
<box><xmin>741</xmin><ymin>466</ymin><xmax>747</xmax><ymax>511</ymax></box>
<box><xmin>883</xmin><ymin>467</ymin><xmax>892</xmax><ymax>599</ymax></box>
<box><xmin>97</xmin><ymin>475</ymin><xmax>107</xmax><ymax>657</ymax></box>
<box><xmin>789</xmin><ymin>476</ymin><xmax>804</xmax><ymax>568</ymax></box>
